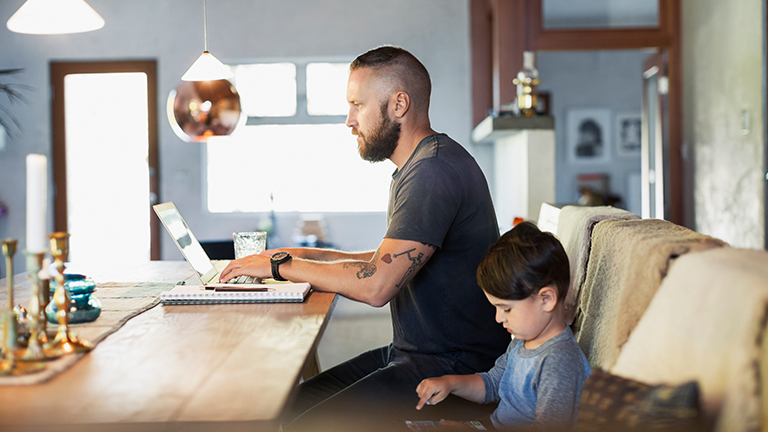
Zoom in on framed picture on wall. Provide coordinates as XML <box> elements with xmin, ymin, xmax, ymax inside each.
<box><xmin>566</xmin><ymin>108</ymin><xmax>611</xmax><ymax>163</ymax></box>
<box><xmin>615</xmin><ymin>111</ymin><xmax>642</xmax><ymax>157</ymax></box>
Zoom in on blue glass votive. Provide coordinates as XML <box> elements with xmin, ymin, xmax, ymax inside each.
<box><xmin>46</xmin><ymin>273</ymin><xmax>102</xmax><ymax>324</ymax></box>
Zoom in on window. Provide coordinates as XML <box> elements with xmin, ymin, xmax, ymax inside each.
<box><xmin>206</xmin><ymin>60</ymin><xmax>393</xmax><ymax>213</ymax></box>
<box><xmin>542</xmin><ymin>0</ymin><xmax>658</xmax><ymax>29</ymax></box>
<box><xmin>306</xmin><ymin>63</ymin><xmax>350</xmax><ymax>116</ymax></box>
<box><xmin>235</xmin><ymin>63</ymin><xmax>297</xmax><ymax>117</ymax></box>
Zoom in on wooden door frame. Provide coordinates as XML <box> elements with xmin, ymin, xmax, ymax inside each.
<box><xmin>50</xmin><ymin>60</ymin><xmax>160</xmax><ymax>260</ymax></box>
<box><xmin>472</xmin><ymin>0</ymin><xmax>683</xmax><ymax>225</ymax></box>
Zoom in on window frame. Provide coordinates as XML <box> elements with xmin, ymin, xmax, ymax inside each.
<box><xmin>239</xmin><ymin>57</ymin><xmax>350</xmax><ymax>126</ymax></box>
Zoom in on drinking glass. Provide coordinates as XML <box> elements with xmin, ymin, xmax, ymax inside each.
<box><xmin>233</xmin><ymin>231</ymin><xmax>267</xmax><ymax>259</ymax></box>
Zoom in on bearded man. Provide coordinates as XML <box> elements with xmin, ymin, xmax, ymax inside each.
<box><xmin>220</xmin><ymin>46</ymin><xmax>509</xmax><ymax>431</ymax></box>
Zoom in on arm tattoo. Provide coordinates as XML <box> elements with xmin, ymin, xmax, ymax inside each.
<box><xmin>381</xmin><ymin>246</ymin><xmax>434</xmax><ymax>288</ymax></box>
<box><xmin>381</xmin><ymin>244</ymin><xmax>435</xmax><ymax>265</ymax></box>
<box><xmin>343</xmin><ymin>250</ymin><xmax>378</xmax><ymax>279</ymax></box>
<box><xmin>419</xmin><ymin>242</ymin><xmax>437</xmax><ymax>250</ymax></box>
<box><xmin>391</xmin><ymin>248</ymin><xmax>429</xmax><ymax>288</ymax></box>
<box><xmin>393</xmin><ymin>248</ymin><xmax>416</xmax><ymax>259</ymax></box>
<box><xmin>379</xmin><ymin>245</ymin><xmax>435</xmax><ymax>287</ymax></box>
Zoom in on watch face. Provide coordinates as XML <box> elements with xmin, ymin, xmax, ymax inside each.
<box><xmin>272</xmin><ymin>251</ymin><xmax>289</xmax><ymax>261</ymax></box>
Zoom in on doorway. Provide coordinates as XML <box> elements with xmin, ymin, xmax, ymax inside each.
<box><xmin>50</xmin><ymin>61</ymin><xmax>159</xmax><ymax>265</ymax></box>
<box><xmin>471</xmin><ymin>0</ymin><xmax>683</xmax><ymax>223</ymax></box>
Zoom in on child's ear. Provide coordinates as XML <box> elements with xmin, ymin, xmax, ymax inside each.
<box><xmin>538</xmin><ymin>286</ymin><xmax>558</xmax><ymax>312</ymax></box>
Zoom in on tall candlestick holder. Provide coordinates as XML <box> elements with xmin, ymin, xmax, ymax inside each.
<box><xmin>38</xmin><ymin>258</ymin><xmax>50</xmax><ymax>345</ymax></box>
<box><xmin>20</xmin><ymin>252</ymin><xmax>47</xmax><ymax>361</ymax></box>
<box><xmin>43</xmin><ymin>233</ymin><xmax>91</xmax><ymax>358</ymax></box>
<box><xmin>0</xmin><ymin>310</ymin><xmax>15</xmax><ymax>373</ymax></box>
<box><xmin>0</xmin><ymin>310</ymin><xmax>45</xmax><ymax>375</ymax></box>
<box><xmin>1</xmin><ymin>239</ymin><xmax>18</xmax><ymax>351</ymax></box>
<box><xmin>0</xmin><ymin>240</ymin><xmax>46</xmax><ymax>375</ymax></box>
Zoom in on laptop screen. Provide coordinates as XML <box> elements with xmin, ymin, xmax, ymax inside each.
<box><xmin>153</xmin><ymin>202</ymin><xmax>216</xmax><ymax>283</ymax></box>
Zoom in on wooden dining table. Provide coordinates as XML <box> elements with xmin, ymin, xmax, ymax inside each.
<box><xmin>0</xmin><ymin>260</ymin><xmax>337</xmax><ymax>431</ymax></box>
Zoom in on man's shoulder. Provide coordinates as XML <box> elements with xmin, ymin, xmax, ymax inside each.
<box><xmin>410</xmin><ymin>133</ymin><xmax>467</xmax><ymax>159</ymax></box>
<box><xmin>404</xmin><ymin>134</ymin><xmax>475</xmax><ymax>175</ymax></box>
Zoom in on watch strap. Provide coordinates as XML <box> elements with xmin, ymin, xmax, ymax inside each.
<box><xmin>271</xmin><ymin>253</ymin><xmax>291</xmax><ymax>281</ymax></box>
<box><xmin>271</xmin><ymin>259</ymin><xmax>285</xmax><ymax>281</ymax></box>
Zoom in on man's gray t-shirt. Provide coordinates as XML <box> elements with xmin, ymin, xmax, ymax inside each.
<box><xmin>478</xmin><ymin>326</ymin><xmax>591</xmax><ymax>430</ymax></box>
<box><xmin>385</xmin><ymin>133</ymin><xmax>509</xmax><ymax>371</ymax></box>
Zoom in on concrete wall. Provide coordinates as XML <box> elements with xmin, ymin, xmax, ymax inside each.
<box><xmin>0</xmin><ymin>0</ymin><xmax>474</xmax><ymax>275</ymax></box>
<box><xmin>682</xmin><ymin>0</ymin><xmax>765</xmax><ymax>249</ymax></box>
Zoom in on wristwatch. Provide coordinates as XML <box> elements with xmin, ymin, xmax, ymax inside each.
<box><xmin>270</xmin><ymin>251</ymin><xmax>292</xmax><ymax>281</ymax></box>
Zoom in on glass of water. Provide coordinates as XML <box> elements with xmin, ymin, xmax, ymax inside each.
<box><xmin>233</xmin><ymin>231</ymin><xmax>267</xmax><ymax>259</ymax></box>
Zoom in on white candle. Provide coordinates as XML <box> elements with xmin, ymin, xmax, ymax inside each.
<box><xmin>26</xmin><ymin>154</ymin><xmax>48</xmax><ymax>253</ymax></box>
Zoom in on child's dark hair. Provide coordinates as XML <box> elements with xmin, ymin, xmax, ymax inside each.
<box><xmin>477</xmin><ymin>221</ymin><xmax>570</xmax><ymax>302</ymax></box>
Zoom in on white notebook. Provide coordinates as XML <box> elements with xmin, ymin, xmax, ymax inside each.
<box><xmin>160</xmin><ymin>283</ymin><xmax>311</xmax><ymax>305</ymax></box>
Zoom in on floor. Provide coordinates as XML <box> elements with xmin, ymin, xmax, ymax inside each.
<box><xmin>315</xmin><ymin>296</ymin><xmax>392</xmax><ymax>371</ymax></box>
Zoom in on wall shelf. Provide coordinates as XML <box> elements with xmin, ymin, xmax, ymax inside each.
<box><xmin>471</xmin><ymin>115</ymin><xmax>555</xmax><ymax>144</ymax></box>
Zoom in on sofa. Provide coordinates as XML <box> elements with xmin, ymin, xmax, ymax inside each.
<box><xmin>538</xmin><ymin>204</ymin><xmax>768</xmax><ymax>432</ymax></box>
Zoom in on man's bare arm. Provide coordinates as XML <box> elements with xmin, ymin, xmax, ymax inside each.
<box><xmin>220</xmin><ymin>238</ymin><xmax>436</xmax><ymax>307</ymax></box>
<box><xmin>261</xmin><ymin>247</ymin><xmax>374</xmax><ymax>262</ymax></box>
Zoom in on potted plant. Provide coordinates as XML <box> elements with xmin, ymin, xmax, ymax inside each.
<box><xmin>0</xmin><ymin>68</ymin><xmax>28</xmax><ymax>217</ymax></box>
<box><xmin>0</xmin><ymin>68</ymin><xmax>28</xmax><ymax>136</ymax></box>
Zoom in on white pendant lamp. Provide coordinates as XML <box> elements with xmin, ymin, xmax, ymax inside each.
<box><xmin>181</xmin><ymin>0</ymin><xmax>233</xmax><ymax>82</ymax></box>
<box><xmin>7</xmin><ymin>0</ymin><xmax>105</xmax><ymax>35</ymax></box>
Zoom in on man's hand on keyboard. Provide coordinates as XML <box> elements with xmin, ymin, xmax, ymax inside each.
<box><xmin>219</xmin><ymin>253</ymin><xmax>272</xmax><ymax>283</ymax></box>
<box><xmin>229</xmin><ymin>275</ymin><xmax>260</xmax><ymax>284</ymax></box>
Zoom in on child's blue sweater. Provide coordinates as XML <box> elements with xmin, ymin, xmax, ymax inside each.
<box><xmin>478</xmin><ymin>326</ymin><xmax>591</xmax><ymax>430</ymax></box>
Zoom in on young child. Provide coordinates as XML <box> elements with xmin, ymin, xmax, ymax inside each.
<box><xmin>415</xmin><ymin>221</ymin><xmax>591</xmax><ymax>431</ymax></box>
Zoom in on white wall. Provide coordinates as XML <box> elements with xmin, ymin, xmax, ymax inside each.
<box><xmin>0</xmin><ymin>0</ymin><xmax>474</xmax><ymax>273</ymax></box>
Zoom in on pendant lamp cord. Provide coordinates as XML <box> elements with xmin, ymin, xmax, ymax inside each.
<box><xmin>203</xmin><ymin>0</ymin><xmax>209</xmax><ymax>53</ymax></box>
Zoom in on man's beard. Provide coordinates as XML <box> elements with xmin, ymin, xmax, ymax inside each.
<box><xmin>356</xmin><ymin>103</ymin><xmax>401</xmax><ymax>162</ymax></box>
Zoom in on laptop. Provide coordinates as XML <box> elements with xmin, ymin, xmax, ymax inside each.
<box><xmin>153</xmin><ymin>201</ymin><xmax>259</xmax><ymax>286</ymax></box>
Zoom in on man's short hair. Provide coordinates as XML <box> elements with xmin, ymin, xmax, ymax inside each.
<box><xmin>477</xmin><ymin>221</ymin><xmax>570</xmax><ymax>302</ymax></box>
<box><xmin>350</xmin><ymin>45</ymin><xmax>431</xmax><ymax>113</ymax></box>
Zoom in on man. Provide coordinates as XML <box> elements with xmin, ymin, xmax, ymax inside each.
<box><xmin>220</xmin><ymin>46</ymin><xmax>509</xmax><ymax>430</ymax></box>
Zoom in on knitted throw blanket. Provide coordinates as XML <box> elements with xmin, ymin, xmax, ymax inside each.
<box><xmin>555</xmin><ymin>205</ymin><xmax>640</xmax><ymax>325</ymax></box>
<box><xmin>576</xmin><ymin>218</ymin><xmax>725</xmax><ymax>370</ymax></box>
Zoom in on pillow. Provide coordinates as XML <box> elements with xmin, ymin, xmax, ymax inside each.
<box><xmin>575</xmin><ymin>369</ymin><xmax>702</xmax><ymax>432</ymax></box>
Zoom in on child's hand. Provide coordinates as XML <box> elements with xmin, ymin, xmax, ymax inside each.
<box><xmin>415</xmin><ymin>376</ymin><xmax>454</xmax><ymax>410</ymax></box>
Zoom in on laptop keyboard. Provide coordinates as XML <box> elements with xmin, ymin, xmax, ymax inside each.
<box><xmin>231</xmin><ymin>275</ymin><xmax>260</xmax><ymax>284</ymax></box>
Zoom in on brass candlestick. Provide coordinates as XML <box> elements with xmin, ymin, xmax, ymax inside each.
<box><xmin>38</xmin><ymin>258</ymin><xmax>50</xmax><ymax>345</ymax></box>
<box><xmin>0</xmin><ymin>311</ymin><xmax>15</xmax><ymax>373</ymax></box>
<box><xmin>20</xmin><ymin>252</ymin><xmax>46</xmax><ymax>361</ymax></box>
<box><xmin>43</xmin><ymin>233</ymin><xmax>91</xmax><ymax>357</ymax></box>
<box><xmin>0</xmin><ymin>310</ymin><xmax>44</xmax><ymax>375</ymax></box>
<box><xmin>1</xmin><ymin>239</ymin><xmax>18</xmax><ymax>350</ymax></box>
